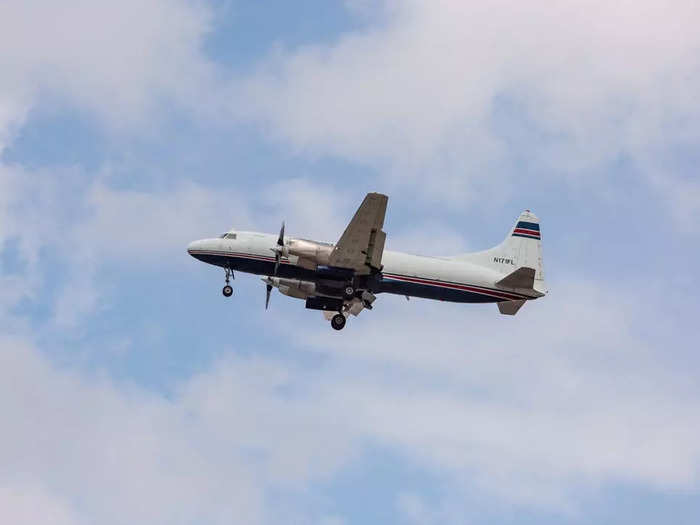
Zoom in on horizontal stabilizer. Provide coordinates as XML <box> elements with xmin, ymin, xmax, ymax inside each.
<box><xmin>496</xmin><ymin>267</ymin><xmax>536</xmax><ymax>289</ymax></box>
<box><xmin>498</xmin><ymin>299</ymin><xmax>526</xmax><ymax>315</ymax></box>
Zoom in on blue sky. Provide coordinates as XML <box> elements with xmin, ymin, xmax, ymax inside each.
<box><xmin>1</xmin><ymin>1</ymin><xmax>700</xmax><ymax>524</ymax></box>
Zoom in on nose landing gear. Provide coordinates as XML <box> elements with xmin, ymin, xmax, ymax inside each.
<box><xmin>222</xmin><ymin>267</ymin><xmax>234</xmax><ymax>297</ymax></box>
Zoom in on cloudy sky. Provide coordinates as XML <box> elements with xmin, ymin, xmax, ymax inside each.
<box><xmin>1</xmin><ymin>1</ymin><xmax>700</xmax><ymax>523</ymax></box>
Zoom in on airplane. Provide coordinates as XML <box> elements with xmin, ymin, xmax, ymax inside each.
<box><xmin>187</xmin><ymin>193</ymin><xmax>547</xmax><ymax>330</ymax></box>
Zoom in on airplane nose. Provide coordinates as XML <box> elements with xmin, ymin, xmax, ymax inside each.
<box><xmin>187</xmin><ymin>240</ymin><xmax>203</xmax><ymax>255</ymax></box>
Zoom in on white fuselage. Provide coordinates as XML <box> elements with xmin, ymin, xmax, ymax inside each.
<box><xmin>187</xmin><ymin>231</ymin><xmax>534</xmax><ymax>304</ymax></box>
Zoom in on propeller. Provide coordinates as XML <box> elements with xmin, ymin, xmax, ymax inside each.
<box><xmin>272</xmin><ymin>221</ymin><xmax>286</xmax><ymax>275</ymax></box>
<box><xmin>266</xmin><ymin>222</ymin><xmax>286</xmax><ymax>309</ymax></box>
<box><xmin>265</xmin><ymin>282</ymin><xmax>272</xmax><ymax>309</ymax></box>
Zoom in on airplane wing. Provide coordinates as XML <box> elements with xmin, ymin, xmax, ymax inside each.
<box><xmin>329</xmin><ymin>192</ymin><xmax>388</xmax><ymax>274</ymax></box>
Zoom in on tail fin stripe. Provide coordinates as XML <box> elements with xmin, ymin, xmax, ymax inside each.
<box><xmin>516</xmin><ymin>221</ymin><xmax>540</xmax><ymax>231</ymax></box>
<box><xmin>449</xmin><ymin>210</ymin><xmax>546</xmax><ymax>296</ymax></box>
<box><xmin>513</xmin><ymin>228</ymin><xmax>540</xmax><ymax>235</ymax></box>
<box><xmin>512</xmin><ymin>230</ymin><xmax>541</xmax><ymax>239</ymax></box>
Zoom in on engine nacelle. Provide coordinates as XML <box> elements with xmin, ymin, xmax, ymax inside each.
<box><xmin>287</xmin><ymin>239</ymin><xmax>333</xmax><ymax>266</ymax></box>
<box><xmin>267</xmin><ymin>277</ymin><xmax>317</xmax><ymax>299</ymax></box>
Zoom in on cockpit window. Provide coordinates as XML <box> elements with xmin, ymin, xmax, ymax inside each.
<box><xmin>221</xmin><ymin>233</ymin><xmax>237</xmax><ymax>239</ymax></box>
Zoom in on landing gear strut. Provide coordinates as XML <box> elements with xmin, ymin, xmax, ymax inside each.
<box><xmin>222</xmin><ymin>267</ymin><xmax>234</xmax><ymax>297</ymax></box>
<box><xmin>331</xmin><ymin>313</ymin><xmax>346</xmax><ymax>331</ymax></box>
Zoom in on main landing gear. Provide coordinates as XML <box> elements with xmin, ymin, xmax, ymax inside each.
<box><xmin>329</xmin><ymin>287</ymin><xmax>376</xmax><ymax>331</ymax></box>
<box><xmin>222</xmin><ymin>267</ymin><xmax>234</xmax><ymax>297</ymax></box>
<box><xmin>331</xmin><ymin>313</ymin><xmax>346</xmax><ymax>331</ymax></box>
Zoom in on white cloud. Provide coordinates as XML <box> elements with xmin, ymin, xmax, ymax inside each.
<box><xmin>0</xmin><ymin>167</ymin><xmax>350</xmax><ymax>327</ymax></box>
<box><xmin>0</xmin><ymin>337</ymin><xmax>265</xmax><ymax>524</ymax></box>
<box><xmin>1</xmin><ymin>3</ymin><xmax>699</xmax><ymax>522</ymax></box>
<box><xmin>0</xmin><ymin>0</ymin><xmax>224</xmax><ymax>323</ymax></box>
<box><xmin>237</xmin><ymin>0</ymin><xmax>700</xmax><ymax>209</ymax></box>
<box><xmin>0</xmin><ymin>330</ymin><xmax>371</xmax><ymax>524</ymax></box>
<box><xmin>75</xmin><ymin>181</ymin><xmax>254</xmax><ymax>261</ymax></box>
<box><xmin>0</xmin><ymin>163</ymin><xmax>68</xmax><ymax>323</ymax></box>
<box><xmin>0</xmin><ymin>0</ymin><xmax>216</xmax><ymax>132</ymax></box>
<box><xmin>0</xmin><ymin>91</ymin><xmax>30</xmax><ymax>154</ymax></box>
<box><xmin>2</xmin><ymin>0</ymin><xmax>698</xmax><ymax>227</ymax></box>
<box><xmin>0</xmin><ymin>485</ymin><xmax>79</xmax><ymax>525</ymax></box>
<box><xmin>388</xmin><ymin>221</ymin><xmax>471</xmax><ymax>256</ymax></box>
<box><xmin>260</xmin><ymin>178</ymin><xmax>354</xmax><ymax>242</ymax></box>
<box><xmin>4</xmin><ymin>166</ymin><xmax>697</xmax><ymax>514</ymax></box>
<box><xmin>66</xmin><ymin>178</ymin><xmax>352</xmax><ymax>271</ymax></box>
<box><xmin>2</xmin><ymin>277</ymin><xmax>699</xmax><ymax>523</ymax></box>
<box><xmin>289</xmin><ymin>280</ymin><xmax>700</xmax><ymax>509</ymax></box>
<box><xmin>646</xmin><ymin>168</ymin><xmax>700</xmax><ymax>233</ymax></box>
<box><xmin>396</xmin><ymin>492</ymin><xmax>438</xmax><ymax>525</ymax></box>
<box><xmin>52</xmin><ymin>268</ymin><xmax>101</xmax><ymax>329</ymax></box>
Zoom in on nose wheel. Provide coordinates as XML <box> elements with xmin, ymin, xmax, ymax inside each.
<box><xmin>331</xmin><ymin>313</ymin><xmax>346</xmax><ymax>331</ymax></box>
<box><xmin>222</xmin><ymin>267</ymin><xmax>234</xmax><ymax>297</ymax></box>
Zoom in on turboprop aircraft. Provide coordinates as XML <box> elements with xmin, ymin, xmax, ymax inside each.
<box><xmin>187</xmin><ymin>193</ymin><xmax>547</xmax><ymax>330</ymax></box>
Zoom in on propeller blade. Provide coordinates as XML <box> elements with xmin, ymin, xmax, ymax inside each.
<box><xmin>274</xmin><ymin>221</ymin><xmax>285</xmax><ymax>275</ymax></box>
<box><xmin>277</xmin><ymin>221</ymin><xmax>285</xmax><ymax>246</ymax></box>
<box><xmin>265</xmin><ymin>283</ymin><xmax>272</xmax><ymax>309</ymax></box>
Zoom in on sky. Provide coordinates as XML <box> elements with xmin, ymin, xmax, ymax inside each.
<box><xmin>1</xmin><ymin>1</ymin><xmax>700</xmax><ymax>524</ymax></box>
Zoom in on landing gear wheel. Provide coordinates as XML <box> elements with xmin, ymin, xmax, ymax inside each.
<box><xmin>222</xmin><ymin>267</ymin><xmax>234</xmax><ymax>297</ymax></box>
<box><xmin>331</xmin><ymin>313</ymin><xmax>346</xmax><ymax>331</ymax></box>
<box><xmin>343</xmin><ymin>286</ymin><xmax>355</xmax><ymax>300</ymax></box>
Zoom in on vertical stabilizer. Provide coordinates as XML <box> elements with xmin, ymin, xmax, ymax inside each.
<box><xmin>451</xmin><ymin>211</ymin><xmax>546</xmax><ymax>295</ymax></box>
